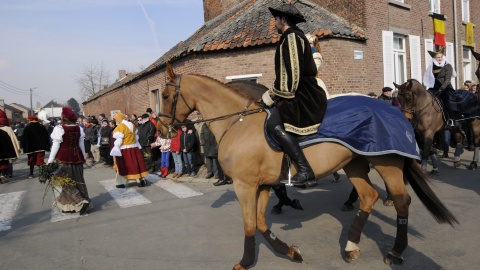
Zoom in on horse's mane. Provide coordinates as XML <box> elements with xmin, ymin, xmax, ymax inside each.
<box><xmin>190</xmin><ymin>74</ymin><xmax>265</xmax><ymax>102</ymax></box>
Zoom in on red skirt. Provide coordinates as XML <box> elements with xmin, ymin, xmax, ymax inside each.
<box><xmin>114</xmin><ymin>147</ymin><xmax>148</xmax><ymax>180</ymax></box>
<box><xmin>0</xmin><ymin>160</ymin><xmax>9</xmax><ymax>170</ymax></box>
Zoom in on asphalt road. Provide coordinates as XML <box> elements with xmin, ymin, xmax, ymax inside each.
<box><xmin>0</xmin><ymin>149</ymin><xmax>479</xmax><ymax>270</ymax></box>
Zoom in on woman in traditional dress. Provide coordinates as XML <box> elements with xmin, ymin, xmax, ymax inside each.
<box><xmin>22</xmin><ymin>115</ymin><xmax>50</xmax><ymax>178</ymax></box>
<box><xmin>423</xmin><ymin>48</ymin><xmax>457</xmax><ymax>127</ymax></box>
<box><xmin>110</xmin><ymin>111</ymin><xmax>148</xmax><ymax>188</ymax></box>
<box><xmin>0</xmin><ymin>109</ymin><xmax>20</xmax><ymax>183</ymax></box>
<box><xmin>47</xmin><ymin>107</ymin><xmax>90</xmax><ymax>215</ymax></box>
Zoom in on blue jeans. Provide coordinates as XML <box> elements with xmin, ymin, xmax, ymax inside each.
<box><xmin>443</xmin><ymin>129</ymin><xmax>451</xmax><ymax>154</ymax></box>
<box><xmin>182</xmin><ymin>152</ymin><xmax>195</xmax><ymax>174</ymax></box>
<box><xmin>172</xmin><ymin>152</ymin><xmax>183</xmax><ymax>174</ymax></box>
<box><xmin>161</xmin><ymin>152</ymin><xmax>171</xmax><ymax>168</ymax></box>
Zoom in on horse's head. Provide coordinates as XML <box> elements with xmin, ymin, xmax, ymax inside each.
<box><xmin>394</xmin><ymin>80</ymin><xmax>421</xmax><ymax>120</ymax></box>
<box><xmin>157</xmin><ymin>62</ymin><xmax>196</xmax><ymax>139</ymax></box>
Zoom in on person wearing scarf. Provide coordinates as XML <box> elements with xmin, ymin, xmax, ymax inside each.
<box><xmin>423</xmin><ymin>48</ymin><xmax>457</xmax><ymax>127</ymax></box>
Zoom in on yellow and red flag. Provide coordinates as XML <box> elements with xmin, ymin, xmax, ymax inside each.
<box><xmin>433</xmin><ymin>13</ymin><xmax>446</xmax><ymax>47</ymax></box>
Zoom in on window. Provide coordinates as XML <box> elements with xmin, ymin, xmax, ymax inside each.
<box><xmin>226</xmin><ymin>73</ymin><xmax>262</xmax><ymax>83</ymax></box>
<box><xmin>152</xmin><ymin>89</ymin><xmax>160</xmax><ymax>113</ymax></box>
<box><xmin>462</xmin><ymin>0</ymin><xmax>470</xmax><ymax>22</ymax></box>
<box><xmin>393</xmin><ymin>35</ymin><xmax>407</xmax><ymax>84</ymax></box>
<box><xmin>429</xmin><ymin>0</ymin><xmax>440</xmax><ymax>13</ymax></box>
<box><xmin>463</xmin><ymin>47</ymin><xmax>472</xmax><ymax>82</ymax></box>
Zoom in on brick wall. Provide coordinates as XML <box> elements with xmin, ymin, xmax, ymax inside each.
<box><xmin>309</xmin><ymin>0</ymin><xmax>365</xmax><ymax>28</ymax></box>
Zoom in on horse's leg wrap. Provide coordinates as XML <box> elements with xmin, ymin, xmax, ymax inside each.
<box><xmin>454</xmin><ymin>143</ymin><xmax>464</xmax><ymax>159</ymax></box>
<box><xmin>347</xmin><ymin>210</ymin><xmax>370</xmax><ymax>244</ymax></box>
<box><xmin>262</xmin><ymin>229</ymin><xmax>290</xmax><ymax>255</ymax></box>
<box><xmin>239</xmin><ymin>235</ymin><xmax>256</xmax><ymax>268</ymax></box>
<box><xmin>392</xmin><ymin>216</ymin><xmax>408</xmax><ymax>255</ymax></box>
<box><xmin>473</xmin><ymin>147</ymin><xmax>479</xmax><ymax>162</ymax></box>
<box><xmin>430</xmin><ymin>154</ymin><xmax>439</xmax><ymax>169</ymax></box>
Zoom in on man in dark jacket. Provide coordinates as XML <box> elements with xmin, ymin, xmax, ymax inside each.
<box><xmin>180</xmin><ymin>124</ymin><xmax>197</xmax><ymax>177</ymax></box>
<box><xmin>200</xmin><ymin>124</ymin><xmax>218</xmax><ymax>179</ymax></box>
<box><xmin>21</xmin><ymin>115</ymin><xmax>50</xmax><ymax>178</ymax></box>
<box><xmin>263</xmin><ymin>3</ymin><xmax>327</xmax><ymax>185</ymax></box>
<box><xmin>138</xmin><ymin>113</ymin><xmax>156</xmax><ymax>172</ymax></box>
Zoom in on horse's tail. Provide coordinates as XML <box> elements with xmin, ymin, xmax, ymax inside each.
<box><xmin>403</xmin><ymin>158</ymin><xmax>459</xmax><ymax>227</ymax></box>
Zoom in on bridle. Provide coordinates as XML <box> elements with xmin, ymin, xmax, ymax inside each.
<box><xmin>397</xmin><ymin>79</ymin><xmax>440</xmax><ymax>126</ymax></box>
<box><xmin>156</xmin><ymin>75</ymin><xmax>193</xmax><ymax>138</ymax></box>
<box><xmin>157</xmin><ymin>75</ymin><xmax>263</xmax><ymax>143</ymax></box>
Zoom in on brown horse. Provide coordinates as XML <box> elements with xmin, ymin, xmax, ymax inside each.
<box><xmin>157</xmin><ymin>62</ymin><xmax>458</xmax><ymax>269</ymax></box>
<box><xmin>395</xmin><ymin>79</ymin><xmax>480</xmax><ymax>170</ymax></box>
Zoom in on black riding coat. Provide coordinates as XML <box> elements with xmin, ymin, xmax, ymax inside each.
<box><xmin>21</xmin><ymin>122</ymin><xmax>50</xmax><ymax>154</ymax></box>
<box><xmin>200</xmin><ymin>125</ymin><xmax>218</xmax><ymax>157</ymax></box>
<box><xmin>272</xmin><ymin>26</ymin><xmax>327</xmax><ymax>135</ymax></box>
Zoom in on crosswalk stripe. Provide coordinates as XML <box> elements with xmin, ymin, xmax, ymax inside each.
<box><xmin>0</xmin><ymin>191</ymin><xmax>26</xmax><ymax>231</ymax></box>
<box><xmin>146</xmin><ymin>175</ymin><xmax>203</xmax><ymax>199</ymax></box>
<box><xmin>99</xmin><ymin>179</ymin><xmax>151</xmax><ymax>208</ymax></box>
<box><xmin>51</xmin><ymin>189</ymin><xmax>88</xmax><ymax>223</ymax></box>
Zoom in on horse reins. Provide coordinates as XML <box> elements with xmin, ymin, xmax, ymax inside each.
<box><xmin>398</xmin><ymin>80</ymin><xmax>440</xmax><ymax>126</ymax></box>
<box><xmin>157</xmin><ymin>75</ymin><xmax>263</xmax><ymax>143</ymax></box>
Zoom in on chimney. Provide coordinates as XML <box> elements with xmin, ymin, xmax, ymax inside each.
<box><xmin>203</xmin><ymin>0</ymin><xmax>248</xmax><ymax>22</ymax></box>
<box><xmin>118</xmin><ymin>70</ymin><xmax>127</xmax><ymax>80</ymax></box>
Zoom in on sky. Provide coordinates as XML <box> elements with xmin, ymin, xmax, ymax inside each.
<box><xmin>0</xmin><ymin>0</ymin><xmax>204</xmax><ymax>108</ymax></box>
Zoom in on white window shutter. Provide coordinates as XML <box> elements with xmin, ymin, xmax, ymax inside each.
<box><xmin>409</xmin><ymin>35</ymin><xmax>422</xmax><ymax>82</ymax></box>
<box><xmin>424</xmin><ymin>39</ymin><xmax>434</xmax><ymax>70</ymax></box>
<box><xmin>383</xmin><ymin>31</ymin><xmax>395</xmax><ymax>89</ymax></box>
<box><xmin>446</xmin><ymin>42</ymin><xmax>457</xmax><ymax>88</ymax></box>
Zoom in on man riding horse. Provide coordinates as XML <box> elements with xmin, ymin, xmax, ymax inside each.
<box><xmin>263</xmin><ymin>3</ymin><xmax>327</xmax><ymax>185</ymax></box>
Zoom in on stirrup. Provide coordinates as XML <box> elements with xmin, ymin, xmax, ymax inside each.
<box><xmin>447</xmin><ymin>119</ymin><xmax>455</xmax><ymax>127</ymax></box>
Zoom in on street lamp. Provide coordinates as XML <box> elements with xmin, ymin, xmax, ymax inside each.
<box><xmin>30</xmin><ymin>87</ymin><xmax>37</xmax><ymax>116</ymax></box>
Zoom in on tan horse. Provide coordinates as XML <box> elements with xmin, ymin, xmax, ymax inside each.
<box><xmin>395</xmin><ymin>79</ymin><xmax>480</xmax><ymax>170</ymax></box>
<box><xmin>157</xmin><ymin>63</ymin><xmax>458</xmax><ymax>269</ymax></box>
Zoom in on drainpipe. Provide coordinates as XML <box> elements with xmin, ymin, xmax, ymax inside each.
<box><xmin>453</xmin><ymin>0</ymin><xmax>459</xmax><ymax>88</ymax></box>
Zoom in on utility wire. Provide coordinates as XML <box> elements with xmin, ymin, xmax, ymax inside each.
<box><xmin>0</xmin><ymin>80</ymin><xmax>29</xmax><ymax>93</ymax></box>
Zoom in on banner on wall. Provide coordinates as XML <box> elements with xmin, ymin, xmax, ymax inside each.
<box><xmin>466</xmin><ymin>22</ymin><xmax>474</xmax><ymax>47</ymax></box>
<box><xmin>432</xmin><ymin>13</ymin><xmax>446</xmax><ymax>47</ymax></box>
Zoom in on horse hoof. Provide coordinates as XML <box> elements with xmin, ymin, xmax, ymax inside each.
<box><xmin>286</xmin><ymin>245</ymin><xmax>303</xmax><ymax>261</ymax></box>
<box><xmin>342</xmin><ymin>204</ymin><xmax>354</xmax><ymax>211</ymax></box>
<box><xmin>270</xmin><ymin>207</ymin><xmax>282</xmax><ymax>215</ymax></box>
<box><xmin>469</xmin><ymin>161</ymin><xmax>478</xmax><ymax>170</ymax></box>
<box><xmin>454</xmin><ymin>161</ymin><xmax>461</xmax><ymax>168</ymax></box>
<box><xmin>383</xmin><ymin>200</ymin><xmax>394</xmax><ymax>206</ymax></box>
<box><xmin>345</xmin><ymin>249</ymin><xmax>361</xmax><ymax>262</ymax></box>
<box><xmin>429</xmin><ymin>169</ymin><xmax>439</xmax><ymax>176</ymax></box>
<box><xmin>384</xmin><ymin>252</ymin><xmax>404</xmax><ymax>266</ymax></box>
<box><xmin>290</xmin><ymin>199</ymin><xmax>304</xmax><ymax>211</ymax></box>
<box><xmin>232</xmin><ymin>263</ymin><xmax>247</xmax><ymax>270</ymax></box>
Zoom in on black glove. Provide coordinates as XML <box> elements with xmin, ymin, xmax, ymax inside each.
<box><xmin>257</xmin><ymin>98</ymin><xmax>268</xmax><ymax>109</ymax></box>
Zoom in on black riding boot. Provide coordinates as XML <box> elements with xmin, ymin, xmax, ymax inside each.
<box><xmin>270</xmin><ymin>125</ymin><xmax>315</xmax><ymax>185</ymax></box>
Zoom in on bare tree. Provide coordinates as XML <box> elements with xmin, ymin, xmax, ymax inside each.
<box><xmin>75</xmin><ymin>62</ymin><xmax>111</xmax><ymax>101</ymax></box>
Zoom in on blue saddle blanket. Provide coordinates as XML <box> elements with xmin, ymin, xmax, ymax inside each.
<box><xmin>265</xmin><ymin>95</ymin><xmax>420</xmax><ymax>160</ymax></box>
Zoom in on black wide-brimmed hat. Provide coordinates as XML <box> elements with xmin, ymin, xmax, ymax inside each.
<box><xmin>269</xmin><ymin>3</ymin><xmax>306</xmax><ymax>24</ymax></box>
<box><xmin>428</xmin><ymin>47</ymin><xmax>445</xmax><ymax>58</ymax></box>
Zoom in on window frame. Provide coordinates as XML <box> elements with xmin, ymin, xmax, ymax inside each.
<box><xmin>226</xmin><ymin>73</ymin><xmax>262</xmax><ymax>83</ymax></box>
<box><xmin>429</xmin><ymin>0</ymin><xmax>441</xmax><ymax>14</ymax></box>
<box><xmin>393</xmin><ymin>35</ymin><xmax>408</xmax><ymax>85</ymax></box>
<box><xmin>463</xmin><ymin>46</ymin><xmax>472</xmax><ymax>82</ymax></box>
<box><xmin>462</xmin><ymin>0</ymin><xmax>470</xmax><ymax>22</ymax></box>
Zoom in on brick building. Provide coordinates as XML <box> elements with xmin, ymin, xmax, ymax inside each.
<box><xmin>83</xmin><ymin>0</ymin><xmax>479</xmax><ymax>117</ymax></box>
